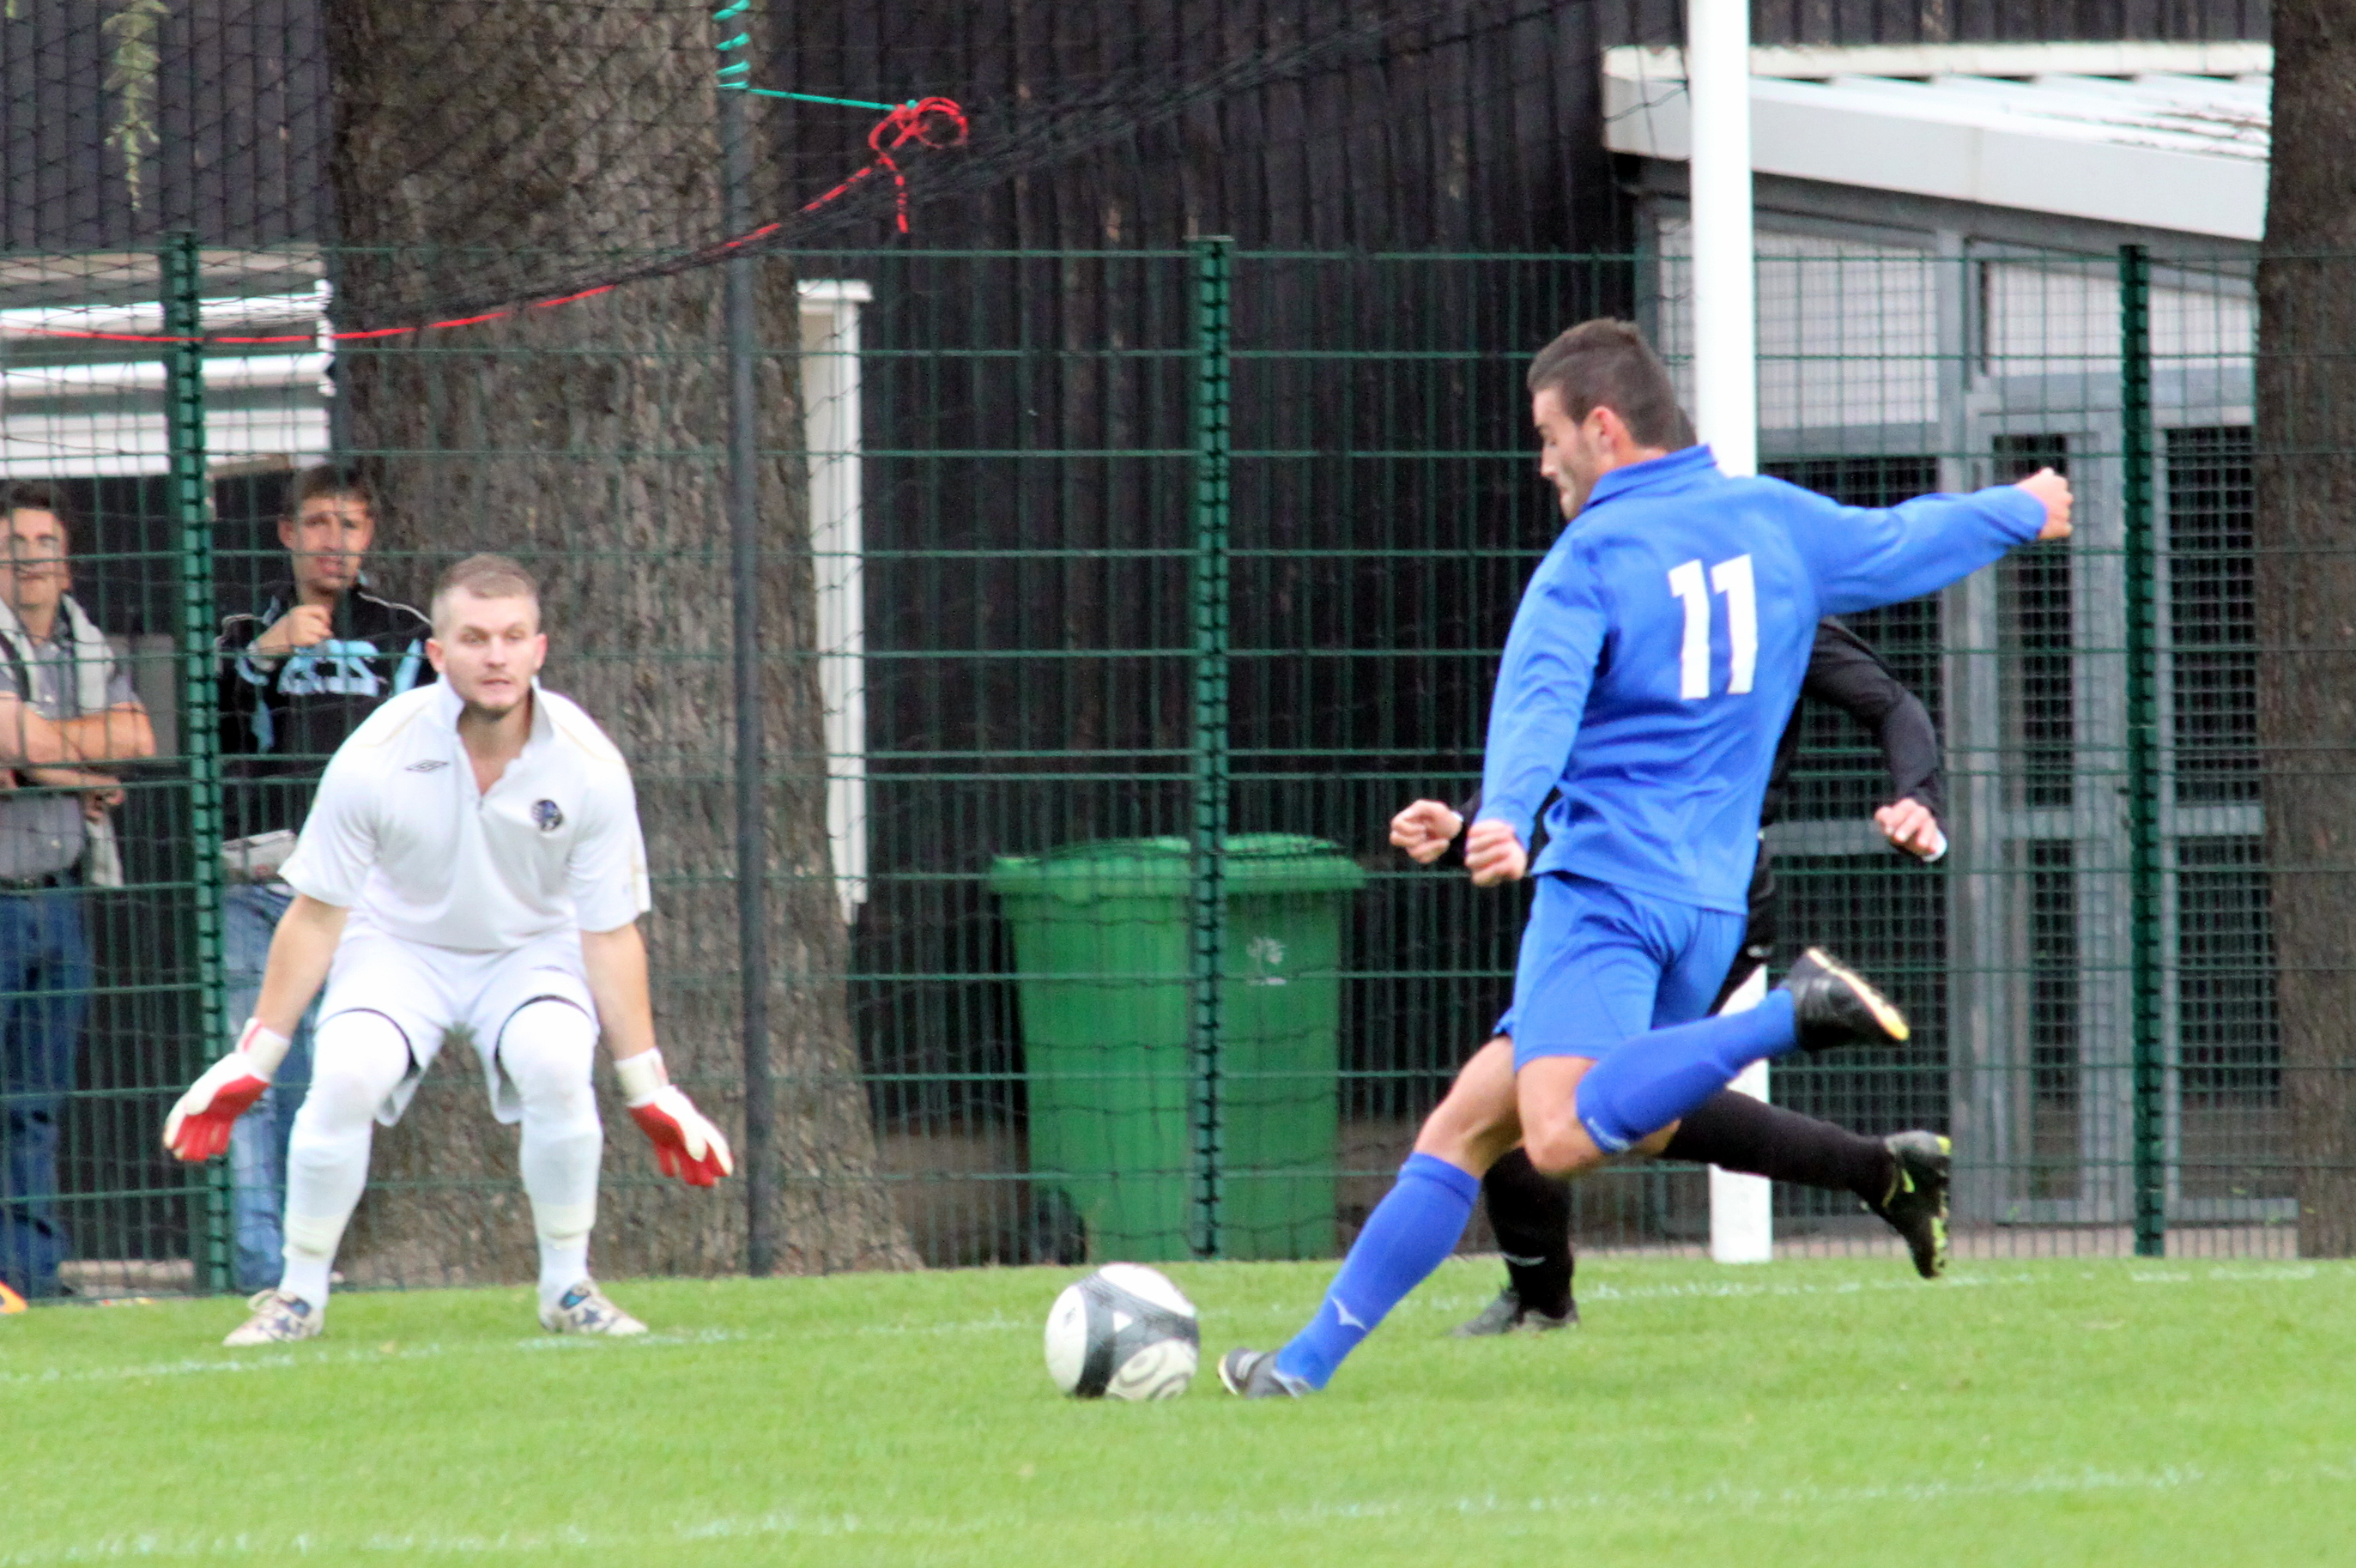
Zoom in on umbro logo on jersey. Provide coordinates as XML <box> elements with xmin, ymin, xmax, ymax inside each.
<box><xmin>403</xmin><ymin>759</ymin><xmax>449</xmax><ymax>773</ymax></box>
<box><xmin>532</xmin><ymin>799</ymin><xmax>565</xmax><ymax>832</ymax></box>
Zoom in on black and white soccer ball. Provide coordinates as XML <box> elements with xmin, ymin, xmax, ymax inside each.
<box><xmin>1044</xmin><ymin>1263</ymin><xmax>1200</xmax><ymax>1400</ymax></box>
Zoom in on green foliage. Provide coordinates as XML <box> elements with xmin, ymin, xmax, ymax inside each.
<box><xmin>0</xmin><ymin>1256</ymin><xmax>2342</xmax><ymax>1565</ymax></box>
<box><xmin>102</xmin><ymin>0</ymin><xmax>168</xmax><ymax>212</ymax></box>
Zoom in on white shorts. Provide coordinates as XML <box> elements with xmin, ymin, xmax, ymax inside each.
<box><xmin>318</xmin><ymin>920</ymin><xmax>598</xmax><ymax>1128</ymax></box>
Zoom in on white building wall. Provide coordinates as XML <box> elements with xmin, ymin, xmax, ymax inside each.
<box><xmin>1654</xmin><ymin>218</ymin><xmax>1941</xmax><ymax>432</ymax></box>
<box><xmin>1654</xmin><ymin>221</ymin><xmax>2255</xmax><ymax>433</ymax></box>
<box><xmin>1984</xmin><ymin>263</ymin><xmax>2254</xmax><ymax>380</ymax></box>
<box><xmin>798</xmin><ymin>282</ymin><xmax>871</xmax><ymax>923</ymax></box>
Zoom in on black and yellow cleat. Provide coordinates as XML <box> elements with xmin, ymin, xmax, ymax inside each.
<box><xmin>1867</xmin><ymin>1130</ymin><xmax>1952</xmax><ymax>1279</ymax></box>
<box><xmin>1218</xmin><ymin>1347</ymin><xmax>1312</xmax><ymax>1399</ymax></box>
<box><xmin>1778</xmin><ymin>947</ymin><xmax>1911</xmax><ymax>1050</ymax></box>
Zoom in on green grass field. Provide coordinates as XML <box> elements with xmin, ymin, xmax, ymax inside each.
<box><xmin>2</xmin><ymin>1255</ymin><xmax>2347</xmax><ymax>1565</ymax></box>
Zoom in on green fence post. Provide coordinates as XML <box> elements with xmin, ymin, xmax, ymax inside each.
<box><xmin>162</xmin><ymin>231</ymin><xmax>231</xmax><ymax>1291</ymax></box>
<box><xmin>1189</xmin><ymin>236</ymin><xmax>1234</xmax><ymax>1259</ymax></box>
<box><xmin>2119</xmin><ymin>242</ymin><xmax>2165</xmax><ymax>1258</ymax></box>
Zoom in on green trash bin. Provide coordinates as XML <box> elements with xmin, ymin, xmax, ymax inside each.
<box><xmin>988</xmin><ymin>834</ymin><xmax>1366</xmax><ymax>1262</ymax></box>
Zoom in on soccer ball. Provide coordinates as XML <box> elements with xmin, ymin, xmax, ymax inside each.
<box><xmin>1043</xmin><ymin>1263</ymin><xmax>1199</xmax><ymax>1400</ymax></box>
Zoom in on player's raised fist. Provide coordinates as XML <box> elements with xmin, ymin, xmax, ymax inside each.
<box><xmin>163</xmin><ymin>1019</ymin><xmax>291</xmax><ymax>1162</ymax></box>
<box><xmin>1463</xmin><ymin>819</ymin><xmax>1529</xmax><ymax>887</ymax></box>
<box><xmin>616</xmin><ymin>1049</ymin><xmax>734</xmax><ymax>1187</ymax></box>
<box><xmin>2016</xmin><ymin>468</ymin><xmax>2073</xmax><ymax>541</ymax></box>
<box><xmin>1390</xmin><ymin>800</ymin><xmax>1464</xmax><ymax>863</ymax></box>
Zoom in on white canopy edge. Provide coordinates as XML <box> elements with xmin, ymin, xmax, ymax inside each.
<box><xmin>1604</xmin><ymin>44</ymin><xmax>2269</xmax><ymax>241</ymax></box>
<box><xmin>1606</xmin><ymin>41</ymin><xmax>2272</xmax><ymax>82</ymax></box>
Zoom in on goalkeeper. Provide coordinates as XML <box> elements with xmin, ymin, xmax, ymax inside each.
<box><xmin>164</xmin><ymin>554</ymin><xmax>732</xmax><ymax>1346</ymax></box>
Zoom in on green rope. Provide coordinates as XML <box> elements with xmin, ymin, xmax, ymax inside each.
<box><xmin>712</xmin><ymin>1</ymin><xmax>907</xmax><ymax>112</ymax></box>
<box><xmin>726</xmin><ymin>84</ymin><xmax>910</xmax><ymax>111</ymax></box>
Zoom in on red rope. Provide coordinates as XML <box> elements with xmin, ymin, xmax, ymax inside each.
<box><xmin>804</xmin><ymin>95</ymin><xmax>970</xmax><ymax>234</ymax></box>
<box><xmin>4</xmin><ymin>98</ymin><xmax>967</xmax><ymax>347</ymax></box>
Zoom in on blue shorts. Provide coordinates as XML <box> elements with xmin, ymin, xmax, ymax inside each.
<box><xmin>1494</xmin><ymin>874</ymin><xmax>1747</xmax><ymax>1071</ymax></box>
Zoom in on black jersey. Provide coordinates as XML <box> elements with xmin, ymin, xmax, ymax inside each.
<box><xmin>1728</xmin><ymin>617</ymin><xmax>1944</xmax><ymax>987</ymax></box>
<box><xmin>215</xmin><ymin>579</ymin><xmax>431</xmax><ymax>841</ymax></box>
<box><xmin>1759</xmin><ymin>618</ymin><xmax>1942</xmax><ymax>835</ymax></box>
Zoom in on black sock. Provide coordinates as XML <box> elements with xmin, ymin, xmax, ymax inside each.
<box><xmin>1481</xmin><ymin>1147</ymin><xmax>1574</xmax><ymax>1317</ymax></box>
<box><xmin>1660</xmin><ymin>1091</ymin><xmax>1896</xmax><ymax>1203</ymax></box>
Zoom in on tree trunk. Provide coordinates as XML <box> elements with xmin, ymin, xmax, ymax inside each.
<box><xmin>320</xmin><ymin>0</ymin><xmax>912</xmax><ymax>1280</ymax></box>
<box><xmin>2256</xmin><ymin>0</ymin><xmax>2356</xmax><ymax>1258</ymax></box>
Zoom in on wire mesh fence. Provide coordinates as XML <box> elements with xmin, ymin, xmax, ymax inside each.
<box><xmin>0</xmin><ymin>237</ymin><xmax>2330</xmax><ymax>1302</ymax></box>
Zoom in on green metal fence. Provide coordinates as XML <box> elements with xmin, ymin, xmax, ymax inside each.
<box><xmin>0</xmin><ymin>239</ymin><xmax>2329</xmax><ymax>1299</ymax></box>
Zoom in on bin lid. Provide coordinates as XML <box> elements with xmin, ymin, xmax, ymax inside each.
<box><xmin>987</xmin><ymin>833</ymin><xmax>1369</xmax><ymax>902</ymax></box>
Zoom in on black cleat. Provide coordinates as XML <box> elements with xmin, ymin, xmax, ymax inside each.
<box><xmin>1451</xmin><ymin>1287</ymin><xmax>1578</xmax><ymax>1337</ymax></box>
<box><xmin>1218</xmin><ymin>1347</ymin><xmax>1311</xmax><ymax>1399</ymax></box>
<box><xmin>1867</xmin><ymin>1130</ymin><xmax>1952</xmax><ymax>1279</ymax></box>
<box><xmin>1778</xmin><ymin>947</ymin><xmax>1911</xmax><ymax>1051</ymax></box>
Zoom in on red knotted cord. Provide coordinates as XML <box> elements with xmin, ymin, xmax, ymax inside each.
<box><xmin>5</xmin><ymin>97</ymin><xmax>968</xmax><ymax>347</ymax></box>
<box><xmin>798</xmin><ymin>95</ymin><xmax>971</xmax><ymax>234</ymax></box>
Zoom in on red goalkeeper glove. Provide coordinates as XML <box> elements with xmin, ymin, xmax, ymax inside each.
<box><xmin>163</xmin><ymin>1020</ymin><xmax>290</xmax><ymax>1162</ymax></box>
<box><xmin>617</xmin><ymin>1049</ymin><xmax>734</xmax><ymax>1188</ymax></box>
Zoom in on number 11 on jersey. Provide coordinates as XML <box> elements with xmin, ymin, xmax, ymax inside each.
<box><xmin>1668</xmin><ymin>554</ymin><xmax>1758</xmax><ymax>699</ymax></box>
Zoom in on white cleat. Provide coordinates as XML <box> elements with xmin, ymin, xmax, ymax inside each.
<box><xmin>223</xmin><ymin>1289</ymin><xmax>323</xmax><ymax>1347</ymax></box>
<box><xmin>538</xmin><ymin>1280</ymin><xmax>647</xmax><ymax>1336</ymax></box>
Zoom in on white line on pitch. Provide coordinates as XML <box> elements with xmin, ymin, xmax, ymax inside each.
<box><xmin>0</xmin><ymin>1326</ymin><xmax>751</xmax><ymax>1387</ymax></box>
<box><xmin>6</xmin><ymin>1454</ymin><xmax>2353</xmax><ymax>1562</ymax></box>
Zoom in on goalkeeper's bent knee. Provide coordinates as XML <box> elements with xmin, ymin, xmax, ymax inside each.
<box><xmin>495</xmin><ymin>1000</ymin><xmax>599</xmax><ymax>1117</ymax></box>
<box><xmin>300</xmin><ymin>1010</ymin><xmax>413</xmax><ymax>1134</ymax></box>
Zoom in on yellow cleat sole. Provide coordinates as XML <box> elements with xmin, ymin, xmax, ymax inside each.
<box><xmin>1802</xmin><ymin>947</ymin><xmax>1911</xmax><ymax>1042</ymax></box>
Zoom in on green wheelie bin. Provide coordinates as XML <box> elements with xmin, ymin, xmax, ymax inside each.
<box><xmin>987</xmin><ymin>835</ymin><xmax>1366</xmax><ymax>1262</ymax></box>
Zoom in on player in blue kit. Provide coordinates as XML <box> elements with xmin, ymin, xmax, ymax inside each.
<box><xmin>1427</xmin><ymin>614</ymin><xmax>1960</xmax><ymax>1336</ymax></box>
<box><xmin>1220</xmin><ymin>319</ymin><xmax>2072</xmax><ymax>1397</ymax></box>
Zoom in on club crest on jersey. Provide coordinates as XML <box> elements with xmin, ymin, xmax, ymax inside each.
<box><xmin>532</xmin><ymin>799</ymin><xmax>565</xmax><ymax>832</ymax></box>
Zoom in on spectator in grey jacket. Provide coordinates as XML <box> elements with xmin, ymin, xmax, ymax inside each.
<box><xmin>0</xmin><ymin>483</ymin><xmax>154</xmax><ymax>1299</ymax></box>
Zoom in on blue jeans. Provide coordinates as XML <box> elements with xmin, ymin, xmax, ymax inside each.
<box><xmin>222</xmin><ymin>884</ymin><xmax>316</xmax><ymax>1293</ymax></box>
<box><xmin>0</xmin><ymin>887</ymin><xmax>93</xmax><ymax>1299</ymax></box>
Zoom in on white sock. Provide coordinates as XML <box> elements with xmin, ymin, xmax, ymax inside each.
<box><xmin>497</xmin><ymin>1002</ymin><xmax>603</xmax><ymax>1312</ymax></box>
<box><xmin>277</xmin><ymin>1010</ymin><xmax>411</xmax><ymax>1311</ymax></box>
<box><xmin>537</xmin><ymin>1237</ymin><xmax>591</xmax><ymax>1308</ymax></box>
<box><xmin>279</xmin><ymin>1219</ymin><xmax>338</xmax><ymax>1310</ymax></box>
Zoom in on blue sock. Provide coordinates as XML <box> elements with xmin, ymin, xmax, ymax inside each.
<box><xmin>1274</xmin><ymin>1153</ymin><xmax>1479</xmax><ymax>1389</ymax></box>
<box><xmin>1574</xmin><ymin>991</ymin><xmax>1799</xmax><ymax>1153</ymax></box>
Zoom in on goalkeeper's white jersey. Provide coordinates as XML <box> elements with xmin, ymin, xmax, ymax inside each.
<box><xmin>277</xmin><ymin>679</ymin><xmax>651</xmax><ymax>952</ymax></box>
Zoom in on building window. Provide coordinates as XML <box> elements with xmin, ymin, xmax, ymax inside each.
<box><xmin>1995</xmin><ymin>435</ymin><xmax>2074</xmax><ymax>810</ymax></box>
<box><xmin>2024</xmin><ymin>838</ymin><xmax>2080</xmax><ymax>1200</ymax></box>
<box><xmin>2165</xmin><ymin>425</ymin><xmax>2257</xmax><ymax>806</ymax></box>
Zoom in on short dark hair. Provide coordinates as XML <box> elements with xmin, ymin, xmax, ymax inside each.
<box><xmin>1524</xmin><ymin>320</ymin><xmax>1695</xmax><ymax>450</ymax></box>
<box><xmin>286</xmin><ymin>462</ymin><xmax>376</xmax><ymax>520</ymax></box>
<box><xmin>431</xmin><ymin>553</ymin><xmax>541</xmax><ymax>630</ymax></box>
<box><xmin>1</xmin><ymin>481</ymin><xmax>72</xmax><ymax>536</ymax></box>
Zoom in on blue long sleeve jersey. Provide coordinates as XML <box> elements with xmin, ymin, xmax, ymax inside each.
<box><xmin>1475</xmin><ymin>445</ymin><xmax>2045</xmax><ymax>915</ymax></box>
